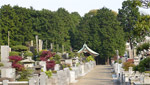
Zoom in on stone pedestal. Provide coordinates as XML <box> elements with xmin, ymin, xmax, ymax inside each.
<box><xmin>1</xmin><ymin>68</ymin><xmax>15</xmax><ymax>79</ymax></box>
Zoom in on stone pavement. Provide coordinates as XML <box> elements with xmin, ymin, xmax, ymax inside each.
<box><xmin>70</xmin><ymin>65</ymin><xmax>116</xmax><ymax>85</ymax></box>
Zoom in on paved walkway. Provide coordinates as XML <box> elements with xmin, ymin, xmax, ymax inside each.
<box><xmin>71</xmin><ymin>65</ymin><xmax>115</xmax><ymax>85</ymax></box>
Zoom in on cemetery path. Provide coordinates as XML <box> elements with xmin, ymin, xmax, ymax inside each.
<box><xmin>71</xmin><ymin>65</ymin><xmax>115</xmax><ymax>85</ymax></box>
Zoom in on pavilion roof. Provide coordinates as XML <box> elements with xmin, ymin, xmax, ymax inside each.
<box><xmin>77</xmin><ymin>43</ymin><xmax>99</xmax><ymax>56</ymax></box>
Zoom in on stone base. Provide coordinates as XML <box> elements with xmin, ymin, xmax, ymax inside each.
<box><xmin>1</xmin><ymin>67</ymin><xmax>16</xmax><ymax>79</ymax></box>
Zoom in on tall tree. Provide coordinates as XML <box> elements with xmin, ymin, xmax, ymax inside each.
<box><xmin>118</xmin><ymin>0</ymin><xmax>140</xmax><ymax>49</ymax></box>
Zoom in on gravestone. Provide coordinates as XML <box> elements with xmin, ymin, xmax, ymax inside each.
<box><xmin>31</xmin><ymin>40</ymin><xmax>33</xmax><ymax>46</ymax></box>
<box><xmin>122</xmin><ymin>57</ymin><xmax>126</xmax><ymax>63</ymax></box>
<box><xmin>29</xmin><ymin>77</ymin><xmax>36</xmax><ymax>85</ymax></box>
<box><xmin>40</xmin><ymin>72</ymin><xmax>47</xmax><ymax>85</ymax></box>
<box><xmin>1</xmin><ymin>46</ymin><xmax>9</xmax><ymax>62</ymax></box>
<box><xmin>36</xmin><ymin>35</ymin><xmax>38</xmax><ymax>53</ymax></box>
<box><xmin>129</xmin><ymin>67</ymin><xmax>133</xmax><ymax>75</ymax></box>
<box><xmin>62</xmin><ymin>45</ymin><xmax>64</xmax><ymax>53</ymax></box>
<box><xmin>50</xmin><ymin>43</ymin><xmax>53</xmax><ymax>51</ymax></box>
<box><xmin>39</xmin><ymin>39</ymin><xmax>43</xmax><ymax>52</ymax></box>
<box><xmin>39</xmin><ymin>61</ymin><xmax>46</xmax><ymax>72</ymax></box>
<box><xmin>144</xmin><ymin>73</ymin><xmax>150</xmax><ymax>84</ymax></box>
<box><xmin>54</xmin><ymin>64</ymin><xmax>60</xmax><ymax>71</ymax></box>
<box><xmin>33</xmin><ymin>74</ymin><xmax>39</xmax><ymax>85</ymax></box>
<box><xmin>65</xmin><ymin>59</ymin><xmax>72</xmax><ymax>66</ymax></box>
<box><xmin>1</xmin><ymin>46</ymin><xmax>16</xmax><ymax>79</ymax></box>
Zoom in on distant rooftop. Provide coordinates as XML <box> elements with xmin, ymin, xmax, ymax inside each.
<box><xmin>77</xmin><ymin>43</ymin><xmax>99</xmax><ymax>56</ymax></box>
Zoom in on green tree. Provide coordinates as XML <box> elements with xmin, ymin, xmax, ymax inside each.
<box><xmin>117</xmin><ymin>0</ymin><xmax>140</xmax><ymax>52</ymax></box>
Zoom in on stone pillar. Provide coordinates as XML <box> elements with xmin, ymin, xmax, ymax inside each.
<box><xmin>50</xmin><ymin>43</ymin><xmax>53</xmax><ymax>51</ymax></box>
<box><xmin>134</xmin><ymin>48</ymin><xmax>137</xmax><ymax>57</ymax></box>
<box><xmin>56</xmin><ymin>44</ymin><xmax>59</xmax><ymax>52</ymax></box>
<box><xmin>39</xmin><ymin>39</ymin><xmax>43</xmax><ymax>52</ymax></box>
<box><xmin>31</xmin><ymin>40</ymin><xmax>34</xmax><ymax>46</ymax></box>
<box><xmin>36</xmin><ymin>35</ymin><xmax>38</xmax><ymax>53</ymax></box>
<box><xmin>1</xmin><ymin>46</ymin><xmax>9</xmax><ymax>62</ymax></box>
<box><xmin>62</xmin><ymin>45</ymin><xmax>64</xmax><ymax>53</ymax></box>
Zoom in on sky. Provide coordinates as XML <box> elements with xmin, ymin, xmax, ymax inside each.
<box><xmin>0</xmin><ymin>0</ymin><xmax>150</xmax><ymax>16</ymax></box>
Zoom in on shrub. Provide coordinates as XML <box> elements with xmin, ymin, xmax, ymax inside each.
<box><xmin>12</xmin><ymin>45</ymin><xmax>28</xmax><ymax>52</ymax></box>
<box><xmin>9</xmin><ymin>56</ymin><xmax>24</xmax><ymax>71</ymax></box>
<box><xmin>45</xmin><ymin>70</ymin><xmax>52</xmax><ymax>78</ymax></box>
<box><xmin>40</xmin><ymin>51</ymin><xmax>55</xmax><ymax>61</ymax></box>
<box><xmin>0</xmin><ymin>63</ymin><xmax>4</xmax><ymax>67</ymax></box>
<box><xmin>53</xmin><ymin>54</ymin><xmax>61</xmax><ymax>64</ymax></box>
<box><xmin>134</xmin><ymin>57</ymin><xmax>150</xmax><ymax>72</ymax></box>
<box><xmin>24</xmin><ymin>51</ymin><xmax>33</xmax><ymax>57</ymax></box>
<box><xmin>17</xmin><ymin>69</ymin><xmax>33</xmax><ymax>81</ymax></box>
<box><xmin>136</xmin><ymin>43</ymin><xmax>150</xmax><ymax>54</ymax></box>
<box><xmin>123</xmin><ymin>62</ymin><xmax>135</xmax><ymax>71</ymax></box>
<box><xmin>68</xmin><ymin>52</ymin><xmax>75</xmax><ymax>58</ymax></box>
<box><xmin>86</xmin><ymin>56</ymin><xmax>95</xmax><ymax>62</ymax></box>
<box><xmin>40</xmin><ymin>51</ymin><xmax>56</xmax><ymax>70</ymax></box>
<box><xmin>9</xmin><ymin>51</ymin><xmax>20</xmax><ymax>56</ymax></box>
<box><xmin>46</xmin><ymin>61</ymin><xmax>55</xmax><ymax>70</ymax></box>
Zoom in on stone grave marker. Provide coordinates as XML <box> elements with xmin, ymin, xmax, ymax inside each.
<box><xmin>54</xmin><ymin>64</ymin><xmax>60</xmax><ymax>71</ymax></box>
<box><xmin>40</xmin><ymin>72</ymin><xmax>47</xmax><ymax>85</ymax></box>
<box><xmin>1</xmin><ymin>46</ymin><xmax>9</xmax><ymax>62</ymax></box>
<box><xmin>39</xmin><ymin>61</ymin><xmax>46</xmax><ymax>72</ymax></box>
<box><xmin>39</xmin><ymin>39</ymin><xmax>43</xmax><ymax>52</ymax></box>
<box><xmin>1</xmin><ymin>46</ymin><xmax>16</xmax><ymax>79</ymax></box>
<box><xmin>65</xmin><ymin>59</ymin><xmax>72</xmax><ymax>66</ymax></box>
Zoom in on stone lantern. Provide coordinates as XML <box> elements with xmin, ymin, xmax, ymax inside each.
<box><xmin>34</xmin><ymin>65</ymin><xmax>43</xmax><ymax>76</ymax></box>
<box><xmin>60</xmin><ymin>59</ymin><xmax>65</xmax><ymax>65</ymax></box>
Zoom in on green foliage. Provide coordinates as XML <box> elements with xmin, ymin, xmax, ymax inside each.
<box><xmin>12</xmin><ymin>45</ymin><xmax>28</xmax><ymax>52</ymax></box>
<box><xmin>0</xmin><ymin>63</ymin><xmax>4</xmax><ymax>67</ymax></box>
<box><xmin>53</xmin><ymin>54</ymin><xmax>61</xmax><ymax>64</ymax></box>
<box><xmin>118</xmin><ymin>0</ymin><xmax>140</xmax><ymax>49</ymax></box>
<box><xmin>17</xmin><ymin>69</ymin><xmax>33</xmax><ymax>81</ymax></box>
<box><xmin>136</xmin><ymin>43</ymin><xmax>150</xmax><ymax>54</ymax></box>
<box><xmin>73</xmin><ymin>7</ymin><xmax>125</xmax><ymax>60</ymax></box>
<box><xmin>24</xmin><ymin>51</ymin><xmax>33</xmax><ymax>57</ymax></box>
<box><xmin>9</xmin><ymin>51</ymin><xmax>20</xmax><ymax>56</ymax></box>
<box><xmin>68</xmin><ymin>52</ymin><xmax>75</xmax><ymax>58</ymax></box>
<box><xmin>123</xmin><ymin>62</ymin><xmax>135</xmax><ymax>71</ymax></box>
<box><xmin>134</xmin><ymin>57</ymin><xmax>150</xmax><ymax>72</ymax></box>
<box><xmin>86</xmin><ymin>56</ymin><xmax>95</xmax><ymax>62</ymax></box>
<box><xmin>45</xmin><ymin>70</ymin><xmax>52</xmax><ymax>78</ymax></box>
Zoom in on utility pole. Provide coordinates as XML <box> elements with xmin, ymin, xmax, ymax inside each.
<box><xmin>8</xmin><ymin>31</ymin><xmax>10</xmax><ymax>46</ymax></box>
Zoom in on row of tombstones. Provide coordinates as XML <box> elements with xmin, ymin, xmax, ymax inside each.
<box><xmin>29</xmin><ymin>61</ymin><xmax>96</xmax><ymax>85</ymax></box>
<box><xmin>113</xmin><ymin>63</ymin><xmax>150</xmax><ymax>85</ymax></box>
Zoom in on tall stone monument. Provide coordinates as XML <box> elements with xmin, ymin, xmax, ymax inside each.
<box><xmin>1</xmin><ymin>46</ymin><xmax>16</xmax><ymax>79</ymax></box>
<box><xmin>31</xmin><ymin>40</ymin><xmax>33</xmax><ymax>46</ymax></box>
<box><xmin>36</xmin><ymin>35</ymin><xmax>38</xmax><ymax>53</ymax></box>
<box><xmin>39</xmin><ymin>39</ymin><xmax>43</xmax><ymax>52</ymax></box>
